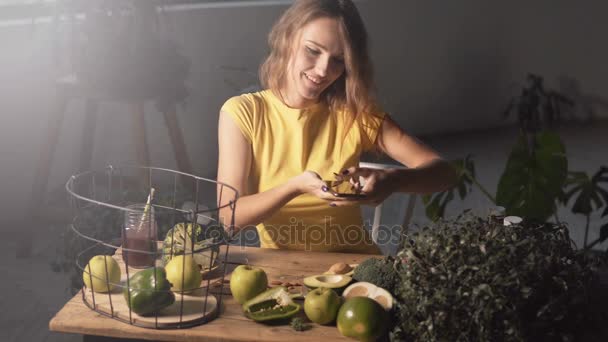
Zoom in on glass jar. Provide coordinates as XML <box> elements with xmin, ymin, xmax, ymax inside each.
<box><xmin>122</xmin><ymin>203</ymin><xmax>157</xmax><ymax>268</ymax></box>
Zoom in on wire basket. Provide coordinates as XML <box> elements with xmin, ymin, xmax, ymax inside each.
<box><xmin>66</xmin><ymin>165</ymin><xmax>238</xmax><ymax>329</ymax></box>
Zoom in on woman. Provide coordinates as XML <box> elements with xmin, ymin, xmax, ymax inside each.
<box><xmin>217</xmin><ymin>0</ymin><xmax>456</xmax><ymax>254</ymax></box>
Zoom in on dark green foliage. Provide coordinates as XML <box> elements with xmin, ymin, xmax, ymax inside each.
<box><xmin>423</xmin><ymin>155</ymin><xmax>476</xmax><ymax>221</ymax></box>
<box><xmin>496</xmin><ymin>131</ymin><xmax>568</xmax><ymax>221</ymax></box>
<box><xmin>560</xmin><ymin>166</ymin><xmax>608</xmax><ymax>249</ymax></box>
<box><xmin>502</xmin><ymin>74</ymin><xmax>573</xmax><ymax>134</ymax></box>
<box><xmin>352</xmin><ymin>257</ymin><xmax>400</xmax><ymax>295</ymax></box>
<box><xmin>290</xmin><ymin>317</ymin><xmax>310</xmax><ymax>331</ymax></box>
<box><xmin>390</xmin><ymin>213</ymin><xmax>602</xmax><ymax>342</ymax></box>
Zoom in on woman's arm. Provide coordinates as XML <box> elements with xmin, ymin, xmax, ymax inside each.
<box><xmin>217</xmin><ymin>111</ymin><xmax>327</xmax><ymax>233</ymax></box>
<box><xmin>377</xmin><ymin>115</ymin><xmax>456</xmax><ymax>194</ymax></box>
<box><xmin>334</xmin><ymin>115</ymin><xmax>456</xmax><ymax>207</ymax></box>
<box><xmin>376</xmin><ymin>115</ymin><xmax>457</xmax><ymax>194</ymax></box>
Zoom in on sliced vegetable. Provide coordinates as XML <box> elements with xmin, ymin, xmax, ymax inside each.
<box><xmin>342</xmin><ymin>281</ymin><xmax>394</xmax><ymax>311</ymax></box>
<box><xmin>242</xmin><ymin>287</ymin><xmax>301</xmax><ymax>323</ymax></box>
<box><xmin>303</xmin><ymin>274</ymin><xmax>352</xmax><ymax>295</ymax></box>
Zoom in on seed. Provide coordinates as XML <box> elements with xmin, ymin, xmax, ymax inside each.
<box><xmin>328</xmin><ymin>262</ymin><xmax>352</xmax><ymax>274</ymax></box>
<box><xmin>270</xmin><ymin>280</ymin><xmax>283</xmax><ymax>285</ymax></box>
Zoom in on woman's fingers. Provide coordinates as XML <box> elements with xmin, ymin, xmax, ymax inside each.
<box><xmin>340</xmin><ymin>166</ymin><xmax>372</xmax><ymax>179</ymax></box>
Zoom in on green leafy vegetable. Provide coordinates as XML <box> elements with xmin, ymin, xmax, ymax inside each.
<box><xmin>391</xmin><ymin>212</ymin><xmax>603</xmax><ymax>341</ymax></box>
<box><xmin>290</xmin><ymin>317</ymin><xmax>310</xmax><ymax>331</ymax></box>
<box><xmin>352</xmin><ymin>257</ymin><xmax>399</xmax><ymax>295</ymax></box>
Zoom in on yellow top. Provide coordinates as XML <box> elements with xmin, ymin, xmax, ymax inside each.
<box><xmin>221</xmin><ymin>90</ymin><xmax>385</xmax><ymax>254</ymax></box>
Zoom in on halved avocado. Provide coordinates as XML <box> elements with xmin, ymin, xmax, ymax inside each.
<box><xmin>342</xmin><ymin>281</ymin><xmax>394</xmax><ymax>311</ymax></box>
<box><xmin>303</xmin><ymin>274</ymin><xmax>352</xmax><ymax>295</ymax></box>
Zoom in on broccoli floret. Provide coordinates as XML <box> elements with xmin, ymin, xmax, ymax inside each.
<box><xmin>352</xmin><ymin>257</ymin><xmax>399</xmax><ymax>294</ymax></box>
<box><xmin>290</xmin><ymin>317</ymin><xmax>310</xmax><ymax>331</ymax></box>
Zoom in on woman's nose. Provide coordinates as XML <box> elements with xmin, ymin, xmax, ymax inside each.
<box><xmin>314</xmin><ymin>57</ymin><xmax>330</xmax><ymax>77</ymax></box>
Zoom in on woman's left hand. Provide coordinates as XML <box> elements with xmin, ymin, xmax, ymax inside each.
<box><xmin>329</xmin><ymin>166</ymin><xmax>399</xmax><ymax>207</ymax></box>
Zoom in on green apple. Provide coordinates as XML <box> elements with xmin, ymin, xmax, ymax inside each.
<box><xmin>304</xmin><ymin>287</ymin><xmax>342</xmax><ymax>325</ymax></box>
<box><xmin>229</xmin><ymin>265</ymin><xmax>268</xmax><ymax>304</ymax></box>
<box><xmin>165</xmin><ymin>255</ymin><xmax>202</xmax><ymax>292</ymax></box>
<box><xmin>83</xmin><ymin>255</ymin><xmax>121</xmax><ymax>293</ymax></box>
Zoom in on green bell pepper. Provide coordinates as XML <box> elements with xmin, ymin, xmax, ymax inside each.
<box><xmin>242</xmin><ymin>287</ymin><xmax>301</xmax><ymax>323</ymax></box>
<box><xmin>123</xmin><ymin>267</ymin><xmax>175</xmax><ymax>316</ymax></box>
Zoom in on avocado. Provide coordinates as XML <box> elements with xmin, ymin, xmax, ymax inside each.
<box><xmin>303</xmin><ymin>274</ymin><xmax>353</xmax><ymax>295</ymax></box>
<box><xmin>342</xmin><ymin>281</ymin><xmax>394</xmax><ymax>311</ymax></box>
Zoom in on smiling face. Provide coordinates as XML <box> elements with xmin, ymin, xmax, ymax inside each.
<box><xmin>282</xmin><ymin>17</ymin><xmax>346</xmax><ymax>109</ymax></box>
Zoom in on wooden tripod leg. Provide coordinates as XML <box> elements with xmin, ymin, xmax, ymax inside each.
<box><xmin>131</xmin><ymin>102</ymin><xmax>151</xmax><ymax>187</ymax></box>
<box><xmin>79</xmin><ymin>100</ymin><xmax>99</xmax><ymax>173</ymax></box>
<box><xmin>17</xmin><ymin>92</ymin><xmax>69</xmax><ymax>258</ymax></box>
<box><xmin>162</xmin><ymin>106</ymin><xmax>193</xmax><ymax>175</ymax></box>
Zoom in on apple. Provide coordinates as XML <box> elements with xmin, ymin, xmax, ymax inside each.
<box><xmin>165</xmin><ymin>255</ymin><xmax>202</xmax><ymax>292</ymax></box>
<box><xmin>304</xmin><ymin>287</ymin><xmax>342</xmax><ymax>324</ymax></box>
<box><xmin>229</xmin><ymin>265</ymin><xmax>268</xmax><ymax>304</ymax></box>
<box><xmin>83</xmin><ymin>255</ymin><xmax>121</xmax><ymax>293</ymax></box>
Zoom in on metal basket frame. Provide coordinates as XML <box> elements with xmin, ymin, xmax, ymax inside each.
<box><xmin>65</xmin><ymin>165</ymin><xmax>239</xmax><ymax>329</ymax></box>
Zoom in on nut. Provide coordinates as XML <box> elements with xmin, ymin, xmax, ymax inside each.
<box><xmin>270</xmin><ymin>280</ymin><xmax>283</xmax><ymax>286</ymax></box>
<box><xmin>328</xmin><ymin>262</ymin><xmax>353</xmax><ymax>275</ymax></box>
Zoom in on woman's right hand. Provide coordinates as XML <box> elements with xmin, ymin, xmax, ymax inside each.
<box><xmin>291</xmin><ymin>171</ymin><xmax>364</xmax><ymax>207</ymax></box>
<box><xmin>291</xmin><ymin>171</ymin><xmax>332</xmax><ymax>198</ymax></box>
<box><xmin>291</xmin><ymin>171</ymin><xmax>327</xmax><ymax>198</ymax></box>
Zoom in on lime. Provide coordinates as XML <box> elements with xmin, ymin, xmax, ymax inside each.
<box><xmin>337</xmin><ymin>296</ymin><xmax>388</xmax><ymax>341</ymax></box>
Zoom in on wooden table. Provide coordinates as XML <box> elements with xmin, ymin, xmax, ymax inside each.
<box><xmin>50</xmin><ymin>246</ymin><xmax>377</xmax><ymax>341</ymax></box>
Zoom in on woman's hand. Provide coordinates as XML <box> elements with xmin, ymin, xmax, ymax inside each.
<box><xmin>329</xmin><ymin>167</ymin><xmax>400</xmax><ymax>207</ymax></box>
<box><xmin>291</xmin><ymin>171</ymin><xmax>367</xmax><ymax>204</ymax></box>
<box><xmin>291</xmin><ymin>171</ymin><xmax>334</xmax><ymax>198</ymax></box>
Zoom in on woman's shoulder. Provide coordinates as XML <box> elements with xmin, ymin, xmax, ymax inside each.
<box><xmin>334</xmin><ymin>103</ymin><xmax>385</xmax><ymax>125</ymax></box>
<box><xmin>221</xmin><ymin>90</ymin><xmax>274</xmax><ymax>118</ymax></box>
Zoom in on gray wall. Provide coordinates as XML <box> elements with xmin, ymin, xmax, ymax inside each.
<box><xmin>1</xmin><ymin>0</ymin><xmax>607</xmax><ymax>226</ymax></box>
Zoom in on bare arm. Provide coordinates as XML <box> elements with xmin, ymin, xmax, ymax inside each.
<box><xmin>216</xmin><ymin>111</ymin><xmax>327</xmax><ymax>233</ymax></box>
<box><xmin>376</xmin><ymin>115</ymin><xmax>457</xmax><ymax>194</ymax></box>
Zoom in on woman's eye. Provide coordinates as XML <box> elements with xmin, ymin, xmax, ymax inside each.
<box><xmin>306</xmin><ymin>46</ymin><xmax>320</xmax><ymax>55</ymax></box>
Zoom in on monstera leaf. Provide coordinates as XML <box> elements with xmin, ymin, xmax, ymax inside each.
<box><xmin>561</xmin><ymin>166</ymin><xmax>608</xmax><ymax>248</ymax></box>
<box><xmin>496</xmin><ymin>131</ymin><xmax>567</xmax><ymax>221</ymax></box>
<box><xmin>561</xmin><ymin>167</ymin><xmax>608</xmax><ymax>216</ymax></box>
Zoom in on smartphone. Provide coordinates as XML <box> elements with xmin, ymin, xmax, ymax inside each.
<box><xmin>332</xmin><ymin>192</ymin><xmax>367</xmax><ymax>199</ymax></box>
<box><xmin>324</xmin><ymin>180</ymin><xmax>367</xmax><ymax>199</ymax></box>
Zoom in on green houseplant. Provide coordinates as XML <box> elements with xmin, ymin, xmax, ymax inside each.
<box><xmin>424</xmin><ymin>74</ymin><xmax>608</xmax><ymax>251</ymax></box>
<box><xmin>390</xmin><ymin>212</ymin><xmax>607</xmax><ymax>341</ymax></box>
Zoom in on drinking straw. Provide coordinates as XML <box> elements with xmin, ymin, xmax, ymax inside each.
<box><xmin>136</xmin><ymin>187</ymin><xmax>155</xmax><ymax>233</ymax></box>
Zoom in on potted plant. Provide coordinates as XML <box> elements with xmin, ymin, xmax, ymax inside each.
<box><xmin>390</xmin><ymin>212</ymin><xmax>608</xmax><ymax>341</ymax></box>
<box><xmin>423</xmin><ymin>74</ymin><xmax>608</xmax><ymax>253</ymax></box>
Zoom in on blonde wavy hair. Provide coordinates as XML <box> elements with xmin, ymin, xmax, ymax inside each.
<box><xmin>259</xmin><ymin>0</ymin><xmax>381</xmax><ymax>148</ymax></box>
